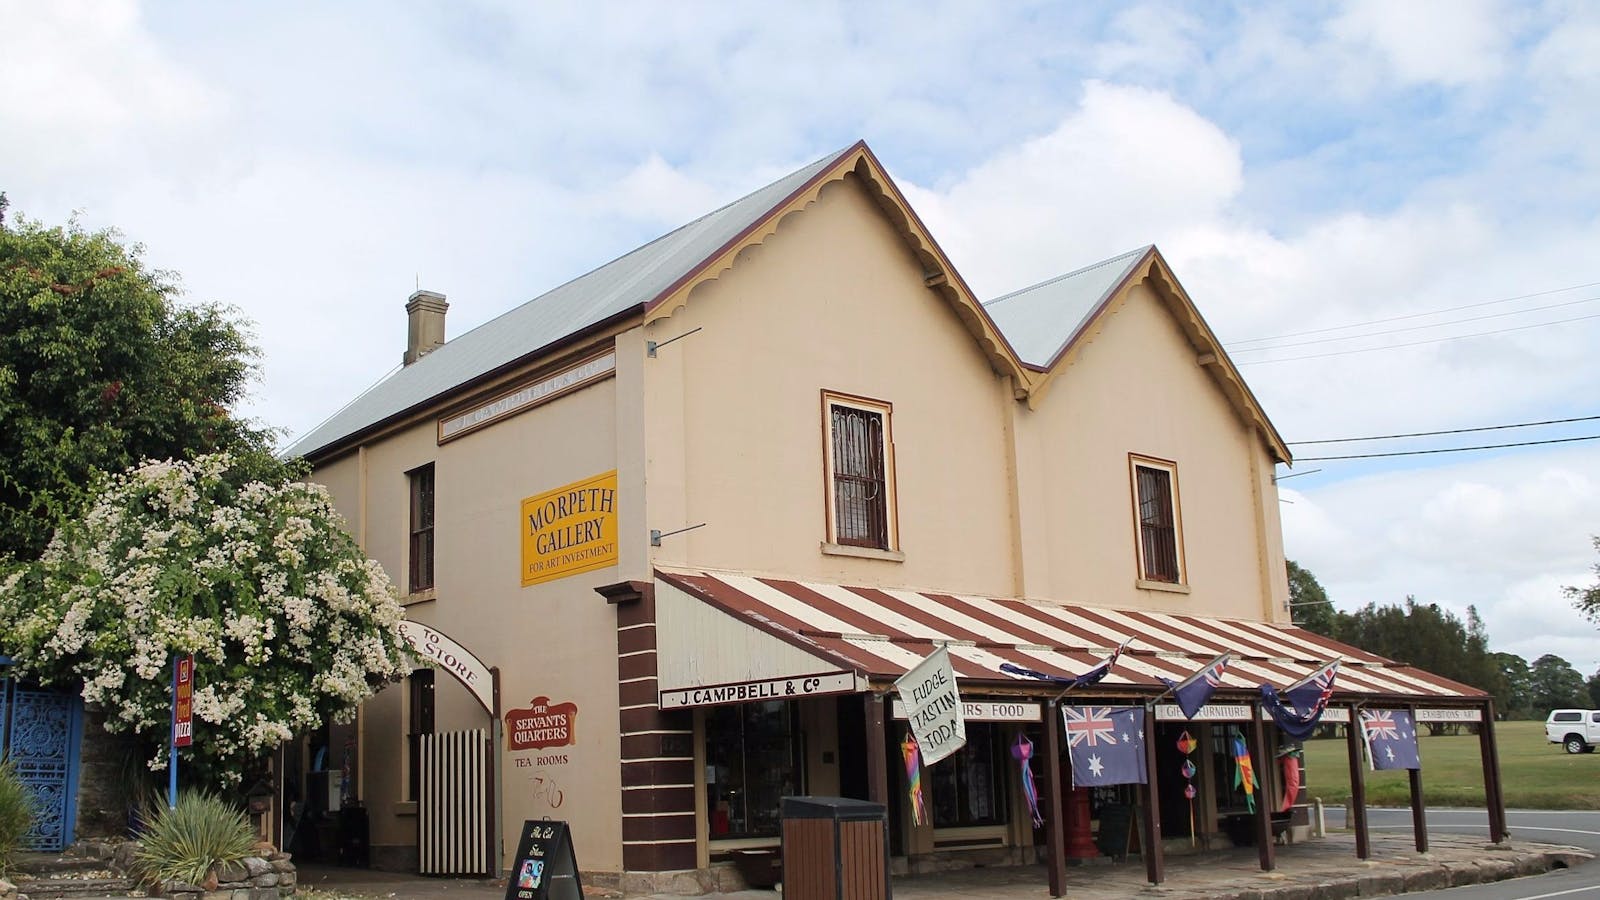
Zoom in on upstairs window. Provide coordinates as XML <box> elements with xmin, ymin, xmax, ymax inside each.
<box><xmin>823</xmin><ymin>392</ymin><xmax>896</xmax><ymax>551</ymax></box>
<box><xmin>1131</xmin><ymin>455</ymin><xmax>1184</xmax><ymax>585</ymax></box>
<box><xmin>408</xmin><ymin>463</ymin><xmax>435</xmax><ymax>593</ymax></box>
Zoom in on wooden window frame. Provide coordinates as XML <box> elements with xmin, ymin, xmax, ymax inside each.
<box><xmin>1129</xmin><ymin>454</ymin><xmax>1186</xmax><ymax>587</ymax></box>
<box><xmin>408</xmin><ymin>463</ymin><xmax>436</xmax><ymax>594</ymax></box>
<box><xmin>820</xmin><ymin>391</ymin><xmax>899</xmax><ymax>554</ymax></box>
<box><xmin>405</xmin><ymin>668</ymin><xmax>435</xmax><ymax>802</ymax></box>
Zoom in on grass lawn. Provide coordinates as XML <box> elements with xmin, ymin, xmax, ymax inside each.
<box><xmin>1300</xmin><ymin>720</ymin><xmax>1600</xmax><ymax>809</ymax></box>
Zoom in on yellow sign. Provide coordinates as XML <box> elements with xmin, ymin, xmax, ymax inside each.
<box><xmin>521</xmin><ymin>470</ymin><xmax>619</xmax><ymax>586</ymax></box>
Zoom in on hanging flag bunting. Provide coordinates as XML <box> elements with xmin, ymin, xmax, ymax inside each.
<box><xmin>1360</xmin><ymin>709</ymin><xmax>1422</xmax><ymax>770</ymax></box>
<box><xmin>1000</xmin><ymin>638</ymin><xmax>1131</xmax><ymax>691</ymax></box>
<box><xmin>1158</xmin><ymin>653</ymin><xmax>1230</xmax><ymax>720</ymax></box>
<box><xmin>1010</xmin><ymin>734</ymin><xmax>1044</xmax><ymax>827</ymax></box>
<box><xmin>1231</xmin><ymin>734</ymin><xmax>1256</xmax><ymax>812</ymax></box>
<box><xmin>895</xmin><ymin>645</ymin><xmax>967</xmax><ymax>764</ymax></box>
<box><xmin>1259</xmin><ymin>660</ymin><xmax>1340</xmax><ymax>740</ymax></box>
<box><xmin>902</xmin><ymin>731</ymin><xmax>928</xmax><ymax>825</ymax></box>
<box><xmin>1062</xmin><ymin>706</ymin><xmax>1146</xmax><ymax>786</ymax></box>
<box><xmin>1177</xmin><ymin>730</ymin><xmax>1199</xmax><ymax>846</ymax></box>
<box><xmin>1278</xmin><ymin>745</ymin><xmax>1303</xmax><ymax>812</ymax></box>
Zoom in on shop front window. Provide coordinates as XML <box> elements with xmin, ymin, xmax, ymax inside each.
<box><xmin>931</xmin><ymin>723</ymin><xmax>1007</xmax><ymax>828</ymax></box>
<box><xmin>706</xmin><ymin>701</ymin><xmax>801</xmax><ymax>839</ymax></box>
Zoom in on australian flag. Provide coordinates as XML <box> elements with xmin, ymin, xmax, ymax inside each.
<box><xmin>1361</xmin><ymin>709</ymin><xmax>1421</xmax><ymax>770</ymax></box>
<box><xmin>1282</xmin><ymin>660</ymin><xmax>1339</xmax><ymax>717</ymax></box>
<box><xmin>1001</xmin><ymin>639</ymin><xmax>1131</xmax><ymax>690</ymax></box>
<box><xmin>1159</xmin><ymin>653</ymin><xmax>1231</xmax><ymax>719</ymax></box>
<box><xmin>1062</xmin><ymin>706</ymin><xmax>1147</xmax><ymax>786</ymax></box>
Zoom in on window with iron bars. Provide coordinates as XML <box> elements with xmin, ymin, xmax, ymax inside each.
<box><xmin>827</xmin><ymin>396</ymin><xmax>893</xmax><ymax>550</ymax></box>
<box><xmin>1132</xmin><ymin>458</ymin><xmax>1183</xmax><ymax>584</ymax></box>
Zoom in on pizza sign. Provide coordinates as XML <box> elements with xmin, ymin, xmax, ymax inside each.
<box><xmin>506</xmin><ymin>697</ymin><xmax>578</xmax><ymax>751</ymax></box>
<box><xmin>174</xmin><ymin>655</ymin><xmax>194</xmax><ymax>748</ymax></box>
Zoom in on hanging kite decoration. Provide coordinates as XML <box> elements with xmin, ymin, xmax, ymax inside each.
<box><xmin>1177</xmin><ymin>730</ymin><xmax>1199</xmax><ymax>846</ymax></box>
<box><xmin>1231</xmin><ymin>733</ymin><xmax>1256</xmax><ymax>812</ymax></box>
<box><xmin>1278</xmin><ymin>744</ymin><xmax>1303</xmax><ymax>813</ymax></box>
<box><xmin>902</xmin><ymin>730</ymin><xmax>928</xmax><ymax>826</ymax></box>
<box><xmin>1011</xmin><ymin>734</ymin><xmax>1044</xmax><ymax>827</ymax></box>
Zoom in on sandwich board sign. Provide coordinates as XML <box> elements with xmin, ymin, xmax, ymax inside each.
<box><xmin>505</xmin><ymin>820</ymin><xmax>582</xmax><ymax>900</ymax></box>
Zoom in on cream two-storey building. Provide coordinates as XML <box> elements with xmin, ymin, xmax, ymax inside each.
<box><xmin>284</xmin><ymin>142</ymin><xmax>1487</xmax><ymax>891</ymax></box>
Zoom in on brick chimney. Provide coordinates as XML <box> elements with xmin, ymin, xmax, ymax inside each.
<box><xmin>404</xmin><ymin>290</ymin><xmax>448</xmax><ymax>365</ymax></box>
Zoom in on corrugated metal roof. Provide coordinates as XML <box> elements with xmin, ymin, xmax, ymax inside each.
<box><xmin>982</xmin><ymin>245</ymin><xmax>1151</xmax><ymax>367</ymax></box>
<box><xmin>655</xmin><ymin>569</ymin><xmax>1483</xmax><ymax>701</ymax></box>
<box><xmin>284</xmin><ymin>145</ymin><xmax>857</xmax><ymax>459</ymax></box>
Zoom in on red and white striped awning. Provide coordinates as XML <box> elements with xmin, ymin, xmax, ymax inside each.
<box><xmin>655</xmin><ymin>569</ymin><xmax>1483</xmax><ymax>702</ymax></box>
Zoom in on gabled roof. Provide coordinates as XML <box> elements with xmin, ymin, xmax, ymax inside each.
<box><xmin>284</xmin><ymin>145</ymin><xmax>859</xmax><ymax>459</ymax></box>
<box><xmin>983</xmin><ymin>245</ymin><xmax>1151</xmax><ymax>368</ymax></box>
<box><xmin>985</xmin><ymin>245</ymin><xmax>1291</xmax><ymax>464</ymax></box>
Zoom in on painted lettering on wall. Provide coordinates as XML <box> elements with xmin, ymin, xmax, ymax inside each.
<box><xmin>520</xmin><ymin>471</ymin><xmax>619</xmax><ymax>586</ymax></box>
<box><xmin>506</xmin><ymin>696</ymin><xmax>579</xmax><ymax>752</ymax></box>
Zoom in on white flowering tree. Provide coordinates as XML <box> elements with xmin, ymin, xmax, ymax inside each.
<box><xmin>0</xmin><ymin>453</ymin><xmax>413</xmax><ymax>785</ymax></box>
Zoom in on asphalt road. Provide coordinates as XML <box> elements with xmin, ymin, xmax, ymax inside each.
<box><xmin>1325</xmin><ymin>808</ymin><xmax>1600</xmax><ymax>900</ymax></box>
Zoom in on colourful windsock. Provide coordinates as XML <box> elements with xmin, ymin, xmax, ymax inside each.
<box><xmin>903</xmin><ymin>731</ymin><xmax>928</xmax><ymax>825</ymax></box>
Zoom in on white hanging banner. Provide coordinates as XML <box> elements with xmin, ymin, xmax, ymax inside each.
<box><xmin>895</xmin><ymin>645</ymin><xmax>967</xmax><ymax>765</ymax></box>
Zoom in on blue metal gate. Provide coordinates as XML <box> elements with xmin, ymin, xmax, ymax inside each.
<box><xmin>0</xmin><ymin>673</ymin><xmax>83</xmax><ymax>851</ymax></box>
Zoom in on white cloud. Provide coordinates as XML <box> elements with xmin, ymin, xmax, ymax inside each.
<box><xmin>0</xmin><ymin>0</ymin><xmax>229</xmax><ymax>185</ymax></box>
<box><xmin>1329</xmin><ymin>0</ymin><xmax>1512</xmax><ymax>87</ymax></box>
<box><xmin>900</xmin><ymin>81</ymin><xmax>1243</xmax><ymax>297</ymax></box>
<box><xmin>1281</xmin><ymin>449</ymin><xmax>1600</xmax><ymax>674</ymax></box>
<box><xmin>3</xmin><ymin>0</ymin><xmax>1596</xmax><ymax>680</ymax></box>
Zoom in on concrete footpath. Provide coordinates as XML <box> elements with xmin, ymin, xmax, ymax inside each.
<box><xmin>295</xmin><ymin>832</ymin><xmax>1592</xmax><ymax>900</ymax></box>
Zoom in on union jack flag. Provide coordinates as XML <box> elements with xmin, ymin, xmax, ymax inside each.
<box><xmin>1062</xmin><ymin>706</ymin><xmax>1120</xmax><ymax>748</ymax></box>
<box><xmin>1364</xmin><ymin>711</ymin><xmax>1401</xmax><ymax>741</ymax></box>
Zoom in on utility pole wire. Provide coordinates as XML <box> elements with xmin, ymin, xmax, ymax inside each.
<box><xmin>1288</xmin><ymin>414</ymin><xmax>1600</xmax><ymax>446</ymax></box>
<box><xmin>1234</xmin><ymin>311</ymin><xmax>1600</xmax><ymax>365</ymax></box>
<box><xmin>1296</xmin><ymin>434</ymin><xmax>1600</xmax><ymax>461</ymax></box>
<box><xmin>1226</xmin><ymin>279</ymin><xmax>1600</xmax><ymax>346</ymax></box>
<box><xmin>1228</xmin><ymin>295</ymin><xmax>1599</xmax><ymax>353</ymax></box>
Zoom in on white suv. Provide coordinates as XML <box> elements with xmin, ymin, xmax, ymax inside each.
<box><xmin>1545</xmin><ymin>709</ymin><xmax>1600</xmax><ymax>753</ymax></box>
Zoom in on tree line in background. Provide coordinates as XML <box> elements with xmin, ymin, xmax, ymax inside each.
<box><xmin>1289</xmin><ymin>560</ymin><xmax>1600</xmax><ymax>719</ymax></box>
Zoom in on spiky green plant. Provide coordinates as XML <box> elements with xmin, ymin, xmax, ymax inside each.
<box><xmin>132</xmin><ymin>792</ymin><xmax>256</xmax><ymax>886</ymax></box>
<box><xmin>0</xmin><ymin>761</ymin><xmax>38</xmax><ymax>875</ymax></box>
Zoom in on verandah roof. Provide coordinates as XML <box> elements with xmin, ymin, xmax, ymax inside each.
<box><xmin>655</xmin><ymin>569</ymin><xmax>1484</xmax><ymax>703</ymax></box>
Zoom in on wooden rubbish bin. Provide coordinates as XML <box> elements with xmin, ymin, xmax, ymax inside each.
<box><xmin>780</xmin><ymin>796</ymin><xmax>891</xmax><ymax>900</ymax></box>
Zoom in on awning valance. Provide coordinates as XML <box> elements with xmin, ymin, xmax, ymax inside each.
<box><xmin>654</xmin><ymin>569</ymin><xmax>1483</xmax><ymax>703</ymax></box>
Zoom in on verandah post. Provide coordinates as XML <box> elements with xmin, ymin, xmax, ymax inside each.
<box><xmin>1043</xmin><ymin>699</ymin><xmax>1067</xmax><ymax>898</ymax></box>
<box><xmin>1345</xmin><ymin>709</ymin><xmax>1370</xmax><ymax>859</ymax></box>
<box><xmin>1141</xmin><ymin>703</ymin><xmax>1164</xmax><ymax>884</ymax></box>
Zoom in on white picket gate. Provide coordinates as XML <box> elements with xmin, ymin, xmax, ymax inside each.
<box><xmin>418</xmin><ymin>728</ymin><xmax>492</xmax><ymax>875</ymax></box>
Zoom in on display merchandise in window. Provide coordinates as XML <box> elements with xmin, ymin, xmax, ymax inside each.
<box><xmin>931</xmin><ymin>723</ymin><xmax>1007</xmax><ymax>828</ymax></box>
<box><xmin>705</xmin><ymin>701</ymin><xmax>801</xmax><ymax>838</ymax></box>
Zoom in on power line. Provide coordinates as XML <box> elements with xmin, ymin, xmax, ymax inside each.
<box><xmin>1296</xmin><ymin>433</ymin><xmax>1600</xmax><ymax>461</ymax></box>
<box><xmin>1228</xmin><ymin>295</ymin><xmax>1600</xmax><ymax>353</ymax></box>
<box><xmin>1234</xmin><ymin>311</ymin><xmax>1600</xmax><ymax>365</ymax></box>
<box><xmin>1288</xmin><ymin>414</ymin><xmax>1600</xmax><ymax>446</ymax></box>
<box><xmin>1226</xmin><ymin>279</ymin><xmax>1600</xmax><ymax>346</ymax></box>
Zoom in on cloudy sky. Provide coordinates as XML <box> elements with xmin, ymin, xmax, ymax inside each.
<box><xmin>4</xmin><ymin>1</ymin><xmax>1597</xmax><ymax>676</ymax></box>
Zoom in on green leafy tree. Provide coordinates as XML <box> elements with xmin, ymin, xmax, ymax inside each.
<box><xmin>1527</xmin><ymin>654</ymin><xmax>1588</xmax><ymax>712</ymax></box>
<box><xmin>1490</xmin><ymin>652</ymin><xmax>1533</xmax><ymax>718</ymax></box>
<box><xmin>0</xmin><ymin>454</ymin><xmax>412</xmax><ymax>785</ymax></box>
<box><xmin>0</xmin><ymin>208</ymin><xmax>274</xmax><ymax>560</ymax></box>
<box><xmin>1287</xmin><ymin>560</ymin><xmax>1336</xmax><ymax>635</ymax></box>
<box><xmin>1588</xmin><ymin>667</ymin><xmax>1600</xmax><ymax>708</ymax></box>
<box><xmin>1566</xmin><ymin>536</ymin><xmax>1600</xmax><ymax>625</ymax></box>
